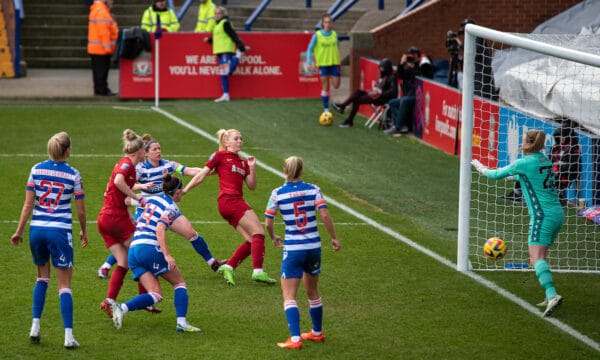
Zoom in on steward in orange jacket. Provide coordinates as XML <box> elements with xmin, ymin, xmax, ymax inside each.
<box><xmin>88</xmin><ymin>0</ymin><xmax>118</xmax><ymax>55</ymax></box>
<box><xmin>88</xmin><ymin>0</ymin><xmax>118</xmax><ymax>96</ymax></box>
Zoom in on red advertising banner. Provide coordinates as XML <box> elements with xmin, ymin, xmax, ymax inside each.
<box><xmin>420</xmin><ymin>81</ymin><xmax>462</xmax><ymax>155</ymax></box>
<box><xmin>357</xmin><ymin>57</ymin><xmax>381</xmax><ymax>118</ymax></box>
<box><xmin>418</xmin><ymin>80</ymin><xmax>499</xmax><ymax>159</ymax></box>
<box><xmin>120</xmin><ymin>32</ymin><xmax>322</xmax><ymax>99</ymax></box>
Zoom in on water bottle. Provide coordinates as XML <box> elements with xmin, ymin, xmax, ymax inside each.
<box><xmin>505</xmin><ymin>262</ymin><xmax>529</xmax><ymax>269</ymax></box>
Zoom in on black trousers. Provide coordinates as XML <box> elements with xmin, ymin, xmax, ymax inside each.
<box><xmin>90</xmin><ymin>54</ymin><xmax>112</xmax><ymax>95</ymax></box>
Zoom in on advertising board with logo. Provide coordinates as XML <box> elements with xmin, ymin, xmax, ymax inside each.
<box><xmin>120</xmin><ymin>32</ymin><xmax>321</xmax><ymax>99</ymax></box>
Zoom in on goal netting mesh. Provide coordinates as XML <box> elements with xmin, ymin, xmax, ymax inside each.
<box><xmin>458</xmin><ymin>25</ymin><xmax>600</xmax><ymax>274</ymax></box>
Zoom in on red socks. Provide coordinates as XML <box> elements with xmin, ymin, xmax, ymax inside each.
<box><xmin>107</xmin><ymin>265</ymin><xmax>127</xmax><ymax>300</ymax></box>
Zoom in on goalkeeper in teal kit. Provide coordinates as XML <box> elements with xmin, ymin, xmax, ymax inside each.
<box><xmin>472</xmin><ymin>129</ymin><xmax>565</xmax><ymax>317</ymax></box>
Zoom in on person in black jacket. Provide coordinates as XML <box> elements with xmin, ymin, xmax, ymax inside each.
<box><xmin>384</xmin><ymin>47</ymin><xmax>424</xmax><ymax>135</ymax></box>
<box><xmin>332</xmin><ymin>58</ymin><xmax>397</xmax><ymax>128</ymax></box>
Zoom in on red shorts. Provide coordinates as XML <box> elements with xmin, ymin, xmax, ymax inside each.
<box><xmin>97</xmin><ymin>212</ymin><xmax>135</xmax><ymax>248</ymax></box>
<box><xmin>218</xmin><ymin>195</ymin><xmax>252</xmax><ymax>228</ymax></box>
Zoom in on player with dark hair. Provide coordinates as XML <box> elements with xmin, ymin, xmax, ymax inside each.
<box><xmin>110</xmin><ymin>174</ymin><xmax>200</xmax><ymax>332</ymax></box>
<box><xmin>265</xmin><ymin>156</ymin><xmax>341</xmax><ymax>349</ymax></box>
<box><xmin>11</xmin><ymin>132</ymin><xmax>88</xmax><ymax>349</ymax></box>
<box><xmin>183</xmin><ymin>129</ymin><xmax>276</xmax><ymax>286</ymax></box>
<box><xmin>472</xmin><ymin>129</ymin><xmax>565</xmax><ymax>317</ymax></box>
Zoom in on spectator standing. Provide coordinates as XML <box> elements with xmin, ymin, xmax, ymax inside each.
<box><xmin>204</xmin><ymin>6</ymin><xmax>247</xmax><ymax>103</ymax></box>
<box><xmin>141</xmin><ymin>0</ymin><xmax>180</xmax><ymax>33</ymax></box>
<box><xmin>305</xmin><ymin>14</ymin><xmax>341</xmax><ymax>114</ymax></box>
<box><xmin>264</xmin><ymin>156</ymin><xmax>341</xmax><ymax>349</ymax></box>
<box><xmin>472</xmin><ymin>130</ymin><xmax>565</xmax><ymax>317</ymax></box>
<box><xmin>332</xmin><ymin>58</ymin><xmax>397</xmax><ymax>128</ymax></box>
<box><xmin>195</xmin><ymin>0</ymin><xmax>216</xmax><ymax>33</ymax></box>
<box><xmin>87</xmin><ymin>0</ymin><xmax>118</xmax><ymax>96</ymax></box>
<box><xmin>384</xmin><ymin>47</ymin><xmax>424</xmax><ymax>135</ymax></box>
<box><xmin>11</xmin><ymin>132</ymin><xmax>88</xmax><ymax>349</ymax></box>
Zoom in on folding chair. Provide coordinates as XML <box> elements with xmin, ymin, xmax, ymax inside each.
<box><xmin>364</xmin><ymin>104</ymin><xmax>389</xmax><ymax>128</ymax></box>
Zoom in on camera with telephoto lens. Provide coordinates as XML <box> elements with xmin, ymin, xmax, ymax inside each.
<box><xmin>445</xmin><ymin>30</ymin><xmax>463</xmax><ymax>58</ymax></box>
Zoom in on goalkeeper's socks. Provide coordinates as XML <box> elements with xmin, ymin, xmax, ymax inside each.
<box><xmin>190</xmin><ymin>233</ymin><xmax>214</xmax><ymax>263</ymax></box>
<box><xmin>534</xmin><ymin>259</ymin><xmax>557</xmax><ymax>299</ymax></box>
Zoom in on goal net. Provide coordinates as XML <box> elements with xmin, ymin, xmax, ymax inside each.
<box><xmin>457</xmin><ymin>24</ymin><xmax>600</xmax><ymax>274</ymax></box>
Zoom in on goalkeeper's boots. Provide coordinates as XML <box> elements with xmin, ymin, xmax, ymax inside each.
<box><xmin>218</xmin><ymin>265</ymin><xmax>236</xmax><ymax>286</ymax></box>
<box><xmin>542</xmin><ymin>295</ymin><xmax>563</xmax><ymax>317</ymax></box>
<box><xmin>176</xmin><ymin>322</ymin><xmax>201</xmax><ymax>332</ymax></box>
<box><xmin>277</xmin><ymin>337</ymin><xmax>302</xmax><ymax>349</ymax></box>
<box><xmin>251</xmin><ymin>272</ymin><xmax>277</xmax><ymax>285</ymax></box>
<box><xmin>301</xmin><ymin>331</ymin><xmax>325</xmax><ymax>342</ymax></box>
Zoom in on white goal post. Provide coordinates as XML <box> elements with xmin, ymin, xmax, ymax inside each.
<box><xmin>457</xmin><ymin>24</ymin><xmax>600</xmax><ymax>273</ymax></box>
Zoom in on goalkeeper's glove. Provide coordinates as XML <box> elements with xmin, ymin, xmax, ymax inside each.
<box><xmin>471</xmin><ymin>159</ymin><xmax>488</xmax><ymax>175</ymax></box>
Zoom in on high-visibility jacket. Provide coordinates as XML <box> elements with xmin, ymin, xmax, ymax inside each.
<box><xmin>194</xmin><ymin>0</ymin><xmax>215</xmax><ymax>33</ymax></box>
<box><xmin>212</xmin><ymin>18</ymin><xmax>236</xmax><ymax>54</ymax></box>
<box><xmin>141</xmin><ymin>6</ymin><xmax>180</xmax><ymax>33</ymax></box>
<box><xmin>87</xmin><ymin>1</ymin><xmax>118</xmax><ymax>55</ymax></box>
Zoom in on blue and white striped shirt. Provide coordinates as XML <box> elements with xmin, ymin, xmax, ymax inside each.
<box><xmin>264</xmin><ymin>181</ymin><xmax>327</xmax><ymax>251</ymax></box>
<box><xmin>27</xmin><ymin>160</ymin><xmax>84</xmax><ymax>231</ymax></box>
<box><xmin>131</xmin><ymin>194</ymin><xmax>181</xmax><ymax>248</ymax></box>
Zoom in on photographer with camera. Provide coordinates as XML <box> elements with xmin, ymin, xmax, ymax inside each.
<box><xmin>383</xmin><ymin>46</ymin><xmax>429</xmax><ymax>136</ymax></box>
<box><xmin>446</xmin><ymin>19</ymin><xmax>496</xmax><ymax>100</ymax></box>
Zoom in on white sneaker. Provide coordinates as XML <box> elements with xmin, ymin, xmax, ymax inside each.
<box><xmin>111</xmin><ymin>302</ymin><xmax>124</xmax><ymax>329</ymax></box>
<box><xmin>214</xmin><ymin>94</ymin><xmax>230</xmax><ymax>103</ymax></box>
<box><xmin>542</xmin><ymin>295</ymin><xmax>563</xmax><ymax>317</ymax></box>
<box><xmin>64</xmin><ymin>338</ymin><xmax>79</xmax><ymax>349</ymax></box>
<box><xmin>536</xmin><ymin>298</ymin><xmax>548</xmax><ymax>307</ymax></box>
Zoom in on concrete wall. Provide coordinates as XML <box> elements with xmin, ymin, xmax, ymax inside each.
<box><xmin>349</xmin><ymin>0</ymin><xmax>582</xmax><ymax>92</ymax></box>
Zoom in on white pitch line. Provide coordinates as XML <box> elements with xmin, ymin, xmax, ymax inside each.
<box><xmin>150</xmin><ymin>105</ymin><xmax>600</xmax><ymax>353</ymax></box>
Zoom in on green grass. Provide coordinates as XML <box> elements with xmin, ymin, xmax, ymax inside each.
<box><xmin>0</xmin><ymin>101</ymin><xmax>598</xmax><ymax>359</ymax></box>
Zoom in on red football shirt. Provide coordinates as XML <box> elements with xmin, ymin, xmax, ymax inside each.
<box><xmin>99</xmin><ymin>157</ymin><xmax>137</xmax><ymax>217</ymax></box>
<box><xmin>205</xmin><ymin>150</ymin><xmax>250</xmax><ymax>199</ymax></box>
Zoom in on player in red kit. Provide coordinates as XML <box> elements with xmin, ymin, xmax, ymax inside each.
<box><xmin>183</xmin><ymin>128</ymin><xmax>276</xmax><ymax>286</ymax></box>
<box><xmin>97</xmin><ymin>129</ymin><xmax>148</xmax><ymax>317</ymax></box>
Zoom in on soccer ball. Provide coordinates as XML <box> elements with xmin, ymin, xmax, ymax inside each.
<box><xmin>483</xmin><ymin>237</ymin><xmax>508</xmax><ymax>260</ymax></box>
<box><xmin>319</xmin><ymin>111</ymin><xmax>334</xmax><ymax>126</ymax></box>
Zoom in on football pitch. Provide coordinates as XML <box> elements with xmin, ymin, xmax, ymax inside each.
<box><xmin>0</xmin><ymin>100</ymin><xmax>598</xmax><ymax>359</ymax></box>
